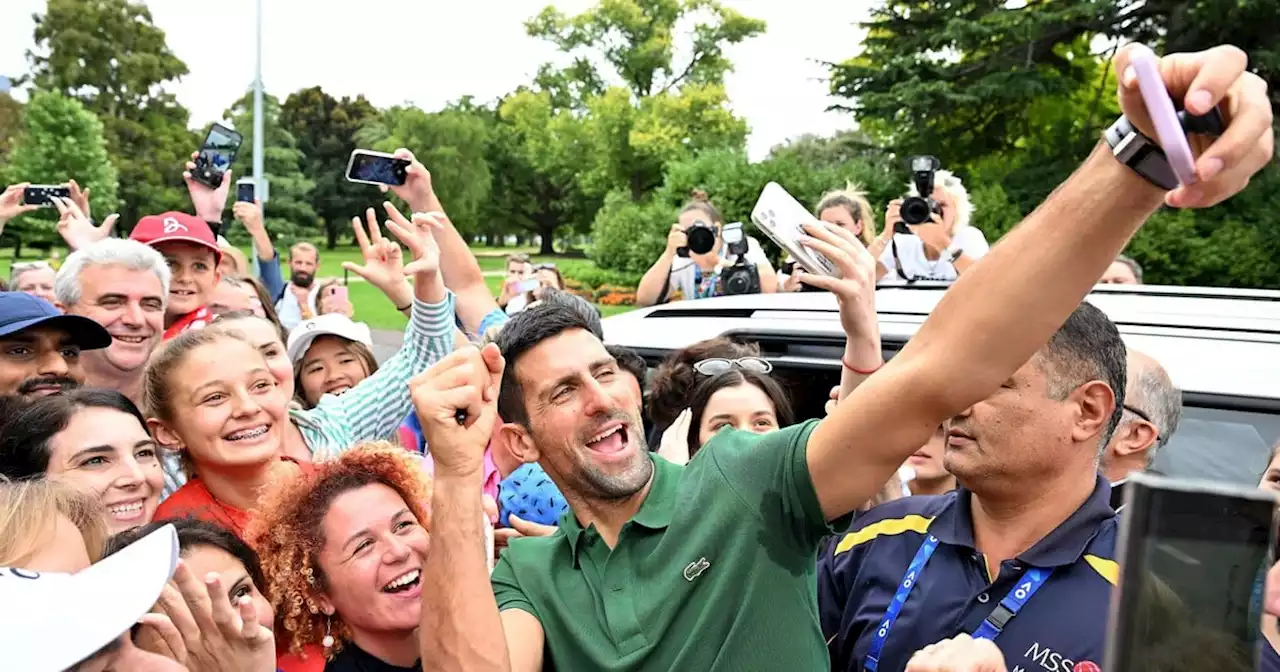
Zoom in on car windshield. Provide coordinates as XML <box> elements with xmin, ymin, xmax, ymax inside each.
<box><xmin>1150</xmin><ymin>405</ymin><xmax>1280</xmax><ymax>486</ymax></box>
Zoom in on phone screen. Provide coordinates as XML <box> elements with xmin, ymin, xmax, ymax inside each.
<box><xmin>236</xmin><ymin>182</ymin><xmax>254</xmax><ymax>203</ymax></box>
<box><xmin>348</xmin><ymin>152</ymin><xmax>409</xmax><ymax>186</ymax></box>
<box><xmin>1108</xmin><ymin>477</ymin><xmax>1275</xmax><ymax>672</ymax></box>
<box><xmin>194</xmin><ymin>124</ymin><xmax>242</xmax><ymax>188</ymax></box>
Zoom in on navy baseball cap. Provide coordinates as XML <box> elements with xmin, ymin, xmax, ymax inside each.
<box><xmin>0</xmin><ymin>292</ymin><xmax>112</xmax><ymax>350</ymax></box>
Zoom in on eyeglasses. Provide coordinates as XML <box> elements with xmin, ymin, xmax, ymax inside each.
<box><xmin>1122</xmin><ymin>403</ymin><xmax>1152</xmax><ymax>424</ymax></box>
<box><xmin>693</xmin><ymin>357</ymin><xmax>773</xmax><ymax>376</ymax></box>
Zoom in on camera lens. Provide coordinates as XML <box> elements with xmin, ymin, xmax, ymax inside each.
<box><xmin>900</xmin><ymin>197</ymin><xmax>931</xmax><ymax>225</ymax></box>
<box><xmin>687</xmin><ymin>226</ymin><xmax>717</xmax><ymax>255</ymax></box>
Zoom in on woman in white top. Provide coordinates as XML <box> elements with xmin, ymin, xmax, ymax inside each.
<box><xmin>873</xmin><ymin>170</ymin><xmax>990</xmax><ymax>284</ymax></box>
<box><xmin>635</xmin><ymin>190</ymin><xmax>777</xmax><ymax>306</ymax></box>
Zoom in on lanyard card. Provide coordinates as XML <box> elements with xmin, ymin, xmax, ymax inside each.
<box><xmin>1105</xmin><ymin>473</ymin><xmax>1277</xmax><ymax>672</ymax></box>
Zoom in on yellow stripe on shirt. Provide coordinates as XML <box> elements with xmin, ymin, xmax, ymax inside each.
<box><xmin>833</xmin><ymin>515</ymin><xmax>934</xmax><ymax>556</ymax></box>
<box><xmin>1084</xmin><ymin>554</ymin><xmax>1118</xmax><ymax>585</ymax></box>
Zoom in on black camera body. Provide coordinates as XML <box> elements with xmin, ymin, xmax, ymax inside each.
<box><xmin>899</xmin><ymin>155</ymin><xmax>943</xmax><ymax>229</ymax></box>
<box><xmin>718</xmin><ymin>222</ymin><xmax>760</xmax><ymax>296</ymax></box>
<box><xmin>678</xmin><ymin>220</ymin><xmax>718</xmax><ymax>258</ymax></box>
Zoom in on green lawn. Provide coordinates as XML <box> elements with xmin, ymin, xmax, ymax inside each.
<box><xmin>2</xmin><ymin>245</ymin><xmax>635</xmax><ymax>331</ymax></box>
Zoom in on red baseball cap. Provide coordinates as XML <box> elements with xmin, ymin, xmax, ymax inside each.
<box><xmin>130</xmin><ymin>212</ymin><xmax>222</xmax><ymax>261</ymax></box>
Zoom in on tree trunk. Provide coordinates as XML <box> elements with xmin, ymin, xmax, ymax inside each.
<box><xmin>326</xmin><ymin>221</ymin><xmax>339</xmax><ymax>250</ymax></box>
<box><xmin>11</xmin><ymin>238</ymin><xmax>21</xmax><ymax>259</ymax></box>
<box><xmin>537</xmin><ymin>220</ymin><xmax>557</xmax><ymax>255</ymax></box>
<box><xmin>630</xmin><ymin>173</ymin><xmax>645</xmax><ymax>202</ymax></box>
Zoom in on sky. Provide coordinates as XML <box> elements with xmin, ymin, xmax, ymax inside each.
<box><xmin>0</xmin><ymin>0</ymin><xmax>871</xmax><ymax>161</ymax></box>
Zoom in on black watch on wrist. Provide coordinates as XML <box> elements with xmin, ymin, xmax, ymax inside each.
<box><xmin>1104</xmin><ymin>108</ymin><xmax>1226</xmax><ymax>191</ymax></box>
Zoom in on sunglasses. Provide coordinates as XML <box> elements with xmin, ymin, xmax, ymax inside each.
<box><xmin>11</xmin><ymin>261</ymin><xmax>52</xmax><ymax>274</ymax></box>
<box><xmin>534</xmin><ymin>263</ymin><xmax>558</xmax><ymax>271</ymax></box>
<box><xmin>693</xmin><ymin>357</ymin><xmax>773</xmax><ymax>376</ymax></box>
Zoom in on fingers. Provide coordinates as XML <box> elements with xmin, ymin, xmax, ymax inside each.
<box><xmin>393</xmin><ymin>147</ymin><xmax>415</xmax><ymax>161</ymax></box>
<box><xmin>508</xmin><ymin>514</ymin><xmax>557</xmax><ymax>537</ymax></box>
<box><xmin>136</xmin><ymin>613</ymin><xmax>189</xmax><ymax>662</ymax></box>
<box><xmin>795</xmin><ymin>272</ymin><xmax>841</xmax><ymax>293</ymax></box>
<box><xmin>382</xmin><ymin>200</ymin><xmax>412</xmax><ymax>227</ymax></box>
<box><xmin>51</xmin><ymin>196</ymin><xmax>69</xmax><ymax>216</ymax></box>
<box><xmin>494</xmin><ymin>528</ymin><xmax>521</xmax><ymax>547</ymax></box>
<box><xmin>800</xmin><ymin>234</ymin><xmax>855</xmax><ymax>277</ymax></box>
<box><xmin>170</xmin><ymin>561</ymin><xmax>218</xmax><ymax>636</ymax></box>
<box><xmin>156</xmin><ymin>582</ymin><xmax>201</xmax><ymax>643</ymax></box>
<box><xmin>1174</xmin><ymin>45</ymin><xmax>1250</xmax><ymax>114</ymax></box>
<box><xmin>352</xmin><ymin>214</ymin><xmax>372</xmax><ymax>251</ymax></box>
<box><xmin>236</xmin><ymin>594</ymin><xmax>269</xmax><ymax>642</ymax></box>
<box><xmin>204</xmin><ymin>573</ymin><xmax>243</xmax><ymax>640</ymax></box>
<box><xmin>341</xmin><ymin>261</ymin><xmax>372</xmax><ymax>281</ymax></box>
<box><xmin>1184</xmin><ymin>74</ymin><xmax>1273</xmax><ymax>201</ymax></box>
<box><xmin>366</xmin><ymin>207</ymin><xmax>384</xmax><ymax>245</ymax></box>
<box><xmin>99</xmin><ymin>213</ymin><xmax>119</xmax><ymax>235</ymax></box>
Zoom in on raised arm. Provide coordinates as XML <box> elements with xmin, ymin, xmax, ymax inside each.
<box><xmin>807</xmin><ymin>44</ymin><xmax>1272</xmax><ymax>520</ymax></box>
<box><xmin>386</xmin><ymin>148</ymin><xmax>500</xmax><ymax>336</ymax></box>
<box><xmin>414</xmin><ymin>345</ymin><xmax>545</xmax><ymax>672</ymax></box>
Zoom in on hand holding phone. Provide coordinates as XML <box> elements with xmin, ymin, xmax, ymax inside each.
<box><xmin>191</xmin><ymin>123</ymin><xmax>243</xmax><ymax>190</ymax></box>
<box><xmin>750</xmin><ymin>182</ymin><xmax>838</xmax><ymax>277</ymax></box>
<box><xmin>23</xmin><ymin>185</ymin><xmax>71</xmax><ymax>208</ymax></box>
<box><xmin>346</xmin><ymin>150</ymin><xmax>410</xmax><ymax>187</ymax></box>
<box><xmin>1129</xmin><ymin>47</ymin><xmax>1198</xmax><ymax>186</ymax></box>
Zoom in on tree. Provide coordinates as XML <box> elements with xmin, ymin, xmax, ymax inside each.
<box><xmin>27</xmin><ymin>0</ymin><xmax>197</xmax><ymax>228</ymax></box>
<box><xmin>0</xmin><ymin>93</ymin><xmax>22</xmax><ymax>167</ymax></box>
<box><xmin>356</xmin><ymin>103</ymin><xmax>493</xmax><ymax>241</ymax></box>
<box><xmin>224</xmin><ymin>91</ymin><xmax>317</xmax><ymax>245</ymax></box>
<box><xmin>522</xmin><ymin>0</ymin><xmax>766</xmax><ymax>200</ymax></box>
<box><xmin>6</xmin><ymin>92</ymin><xmax>118</xmax><ymax>253</ymax></box>
<box><xmin>280</xmin><ymin>87</ymin><xmax>377</xmax><ymax>248</ymax></box>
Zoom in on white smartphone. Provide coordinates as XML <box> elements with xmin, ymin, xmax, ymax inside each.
<box><xmin>514</xmin><ymin>278</ymin><xmax>540</xmax><ymax>294</ymax></box>
<box><xmin>750</xmin><ymin>182</ymin><xmax>838</xmax><ymax>277</ymax></box>
<box><xmin>345</xmin><ymin>149</ymin><xmax>410</xmax><ymax>187</ymax></box>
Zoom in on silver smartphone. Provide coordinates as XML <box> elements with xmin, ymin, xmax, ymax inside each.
<box><xmin>750</xmin><ymin>182</ymin><xmax>837</xmax><ymax>277</ymax></box>
<box><xmin>345</xmin><ymin>150</ymin><xmax>410</xmax><ymax>187</ymax></box>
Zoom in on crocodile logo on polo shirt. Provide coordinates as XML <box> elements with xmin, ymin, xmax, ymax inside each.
<box><xmin>683</xmin><ymin>557</ymin><xmax>711</xmax><ymax>582</ymax></box>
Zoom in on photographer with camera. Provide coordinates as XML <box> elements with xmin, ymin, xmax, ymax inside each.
<box><xmin>876</xmin><ymin>157</ymin><xmax>990</xmax><ymax>285</ymax></box>
<box><xmin>636</xmin><ymin>190</ymin><xmax>778</xmax><ymax>307</ymax></box>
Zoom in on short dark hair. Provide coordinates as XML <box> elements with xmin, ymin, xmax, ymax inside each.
<box><xmin>1038</xmin><ymin>302</ymin><xmax>1127</xmax><ymax>448</ymax></box>
<box><xmin>497</xmin><ymin>297</ymin><xmax>605</xmax><ymax>426</ymax></box>
<box><xmin>685</xmin><ymin>369</ymin><xmax>795</xmax><ymax>455</ymax></box>
<box><xmin>104</xmin><ymin>518</ymin><xmax>267</xmax><ymax>594</ymax></box>
<box><xmin>606</xmin><ymin>345</ymin><xmax>647</xmax><ymax>393</ymax></box>
<box><xmin>0</xmin><ymin>389</ymin><xmax>147</xmax><ymax>480</ymax></box>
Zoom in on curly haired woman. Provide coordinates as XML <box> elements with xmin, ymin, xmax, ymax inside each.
<box><xmin>247</xmin><ymin>442</ymin><xmax>431</xmax><ymax>672</ymax></box>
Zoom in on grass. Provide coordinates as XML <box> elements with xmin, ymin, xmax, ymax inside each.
<box><xmin>2</xmin><ymin>245</ymin><xmax>636</xmax><ymax>331</ymax></box>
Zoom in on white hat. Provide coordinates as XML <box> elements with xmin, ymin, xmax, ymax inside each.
<box><xmin>286</xmin><ymin>313</ymin><xmax>374</xmax><ymax>365</ymax></box>
<box><xmin>0</xmin><ymin>524</ymin><xmax>179</xmax><ymax>672</ymax></box>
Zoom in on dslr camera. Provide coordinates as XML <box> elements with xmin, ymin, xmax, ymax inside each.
<box><xmin>896</xmin><ymin>155</ymin><xmax>943</xmax><ymax>233</ymax></box>
<box><xmin>718</xmin><ymin>222</ymin><xmax>761</xmax><ymax>296</ymax></box>
<box><xmin>678</xmin><ymin>219</ymin><xmax>718</xmax><ymax>257</ymax></box>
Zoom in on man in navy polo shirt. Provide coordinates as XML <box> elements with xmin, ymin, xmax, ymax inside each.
<box><xmin>819</xmin><ymin>302</ymin><xmax>1125</xmax><ymax>672</ymax></box>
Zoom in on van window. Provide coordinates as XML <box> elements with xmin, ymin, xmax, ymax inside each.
<box><xmin>1151</xmin><ymin>406</ymin><xmax>1280</xmax><ymax>486</ymax></box>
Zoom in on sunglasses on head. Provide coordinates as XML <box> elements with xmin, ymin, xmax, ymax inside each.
<box><xmin>11</xmin><ymin>261</ymin><xmax>52</xmax><ymax>274</ymax></box>
<box><xmin>693</xmin><ymin>357</ymin><xmax>773</xmax><ymax>376</ymax></box>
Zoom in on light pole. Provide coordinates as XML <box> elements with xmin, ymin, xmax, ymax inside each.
<box><xmin>252</xmin><ymin>0</ymin><xmax>266</xmax><ymax>201</ymax></box>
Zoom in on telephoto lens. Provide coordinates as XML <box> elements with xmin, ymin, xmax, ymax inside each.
<box><xmin>685</xmin><ymin>222</ymin><xmax>718</xmax><ymax>255</ymax></box>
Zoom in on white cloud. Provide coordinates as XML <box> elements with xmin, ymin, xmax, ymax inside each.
<box><xmin>0</xmin><ymin>0</ymin><xmax>869</xmax><ymax>160</ymax></box>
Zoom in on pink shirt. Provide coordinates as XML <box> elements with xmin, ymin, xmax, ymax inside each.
<box><xmin>422</xmin><ymin>447</ymin><xmax>502</xmax><ymax>504</ymax></box>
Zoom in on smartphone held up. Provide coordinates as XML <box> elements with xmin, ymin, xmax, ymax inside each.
<box><xmin>22</xmin><ymin>184</ymin><xmax>71</xmax><ymax>207</ymax></box>
<box><xmin>346</xmin><ymin>150</ymin><xmax>410</xmax><ymax>187</ymax></box>
<box><xmin>192</xmin><ymin>123</ymin><xmax>242</xmax><ymax>190</ymax></box>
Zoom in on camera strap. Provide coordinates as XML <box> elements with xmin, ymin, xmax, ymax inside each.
<box><xmin>890</xmin><ymin>237</ymin><xmax>918</xmax><ymax>284</ymax></box>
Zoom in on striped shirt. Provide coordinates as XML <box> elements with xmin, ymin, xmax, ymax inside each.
<box><xmin>160</xmin><ymin>292</ymin><xmax>456</xmax><ymax>497</ymax></box>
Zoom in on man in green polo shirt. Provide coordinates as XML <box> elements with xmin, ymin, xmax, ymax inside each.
<box><xmin>411</xmin><ymin>44</ymin><xmax>1272</xmax><ymax>672</ymax></box>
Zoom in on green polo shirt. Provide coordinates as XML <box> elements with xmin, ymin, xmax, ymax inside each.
<box><xmin>490</xmin><ymin>419</ymin><xmax>839</xmax><ymax>671</ymax></box>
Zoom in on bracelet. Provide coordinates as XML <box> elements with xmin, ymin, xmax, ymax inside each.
<box><xmin>395</xmin><ymin>302</ymin><xmax>413</xmax><ymax>312</ymax></box>
<box><xmin>842</xmin><ymin>357</ymin><xmax>883</xmax><ymax>375</ymax></box>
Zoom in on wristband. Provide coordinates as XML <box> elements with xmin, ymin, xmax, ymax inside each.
<box><xmin>395</xmin><ymin>302</ymin><xmax>413</xmax><ymax>312</ymax></box>
<box><xmin>842</xmin><ymin>357</ymin><xmax>882</xmax><ymax>375</ymax></box>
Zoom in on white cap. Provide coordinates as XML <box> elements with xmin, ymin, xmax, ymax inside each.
<box><xmin>0</xmin><ymin>524</ymin><xmax>179</xmax><ymax>672</ymax></box>
<box><xmin>286</xmin><ymin>313</ymin><xmax>374</xmax><ymax>365</ymax></box>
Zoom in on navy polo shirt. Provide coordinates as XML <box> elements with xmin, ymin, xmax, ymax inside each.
<box><xmin>818</xmin><ymin>475</ymin><xmax>1118</xmax><ymax>672</ymax></box>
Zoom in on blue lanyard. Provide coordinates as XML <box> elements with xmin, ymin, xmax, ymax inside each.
<box><xmin>863</xmin><ymin>535</ymin><xmax>1053</xmax><ymax>671</ymax></box>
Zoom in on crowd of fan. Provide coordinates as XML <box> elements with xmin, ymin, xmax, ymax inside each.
<box><xmin>0</xmin><ymin>43</ymin><xmax>1274</xmax><ymax>672</ymax></box>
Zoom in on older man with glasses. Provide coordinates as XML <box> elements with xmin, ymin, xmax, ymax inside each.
<box><xmin>1101</xmin><ymin>348</ymin><xmax>1182</xmax><ymax>508</ymax></box>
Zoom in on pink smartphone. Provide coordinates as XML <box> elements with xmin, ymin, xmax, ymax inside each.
<box><xmin>329</xmin><ymin>285</ymin><xmax>348</xmax><ymax>302</ymax></box>
<box><xmin>1130</xmin><ymin>47</ymin><xmax>1197</xmax><ymax>185</ymax></box>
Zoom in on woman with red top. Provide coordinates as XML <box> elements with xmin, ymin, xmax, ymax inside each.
<box><xmin>146</xmin><ymin>327</ymin><xmax>305</xmax><ymax>537</ymax></box>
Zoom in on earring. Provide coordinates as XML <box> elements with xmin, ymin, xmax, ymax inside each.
<box><xmin>322</xmin><ymin>616</ymin><xmax>334</xmax><ymax>649</ymax></box>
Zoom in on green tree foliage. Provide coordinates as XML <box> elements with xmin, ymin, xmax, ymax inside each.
<box><xmin>0</xmin><ymin>93</ymin><xmax>23</xmax><ymax>167</ymax></box>
<box><xmin>27</xmin><ymin>0</ymin><xmax>197</xmax><ymax>227</ymax></box>
<box><xmin>6</xmin><ymin>92</ymin><xmax>118</xmax><ymax>248</ymax></box>
<box><xmin>356</xmin><ymin>102</ymin><xmax>493</xmax><ymax>240</ymax></box>
<box><xmin>521</xmin><ymin>0</ymin><xmax>765</xmax><ymax>200</ymax></box>
<box><xmin>280</xmin><ymin>87</ymin><xmax>378</xmax><ymax>248</ymax></box>
<box><xmin>224</xmin><ymin>92</ymin><xmax>316</xmax><ymax>246</ymax></box>
<box><xmin>830</xmin><ymin>0</ymin><xmax>1280</xmax><ymax>288</ymax></box>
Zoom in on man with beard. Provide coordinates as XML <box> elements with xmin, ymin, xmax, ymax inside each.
<box><xmin>53</xmin><ymin>239</ymin><xmax>171</xmax><ymax>407</ymax></box>
<box><xmin>412</xmin><ymin>43</ymin><xmax>1272</xmax><ymax>671</ymax></box>
<box><xmin>275</xmin><ymin>242</ymin><xmax>321</xmax><ymax>331</ymax></box>
<box><xmin>0</xmin><ymin>292</ymin><xmax>111</xmax><ymax>398</ymax></box>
